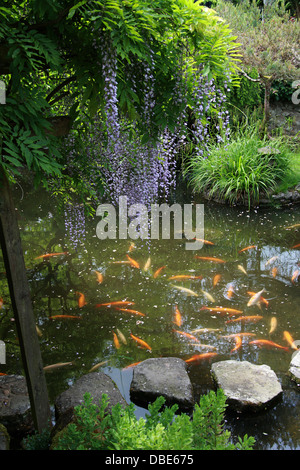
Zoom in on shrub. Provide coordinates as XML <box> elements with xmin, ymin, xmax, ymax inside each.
<box><xmin>52</xmin><ymin>389</ymin><xmax>255</xmax><ymax>450</ymax></box>
<box><xmin>184</xmin><ymin>126</ymin><xmax>290</xmax><ymax>208</ymax></box>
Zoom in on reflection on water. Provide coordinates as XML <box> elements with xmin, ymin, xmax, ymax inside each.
<box><xmin>0</xmin><ymin>185</ymin><xmax>299</xmax><ymax>450</ymax></box>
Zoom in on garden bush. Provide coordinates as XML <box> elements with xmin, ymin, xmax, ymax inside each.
<box><xmin>184</xmin><ymin>125</ymin><xmax>290</xmax><ymax>208</ymax></box>
<box><xmin>49</xmin><ymin>389</ymin><xmax>255</xmax><ymax>450</ymax></box>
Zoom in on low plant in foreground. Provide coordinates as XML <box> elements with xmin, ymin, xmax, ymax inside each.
<box><xmin>50</xmin><ymin>389</ymin><xmax>255</xmax><ymax>450</ymax></box>
<box><xmin>185</xmin><ymin>127</ymin><xmax>290</xmax><ymax>208</ymax></box>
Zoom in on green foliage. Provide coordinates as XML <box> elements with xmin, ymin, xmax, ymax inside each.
<box><xmin>227</xmin><ymin>69</ymin><xmax>263</xmax><ymax>112</ymax></box>
<box><xmin>0</xmin><ymin>0</ymin><xmax>239</xmax><ymax>183</ymax></box>
<box><xmin>185</xmin><ymin>125</ymin><xmax>290</xmax><ymax>208</ymax></box>
<box><xmin>53</xmin><ymin>390</ymin><xmax>255</xmax><ymax>450</ymax></box>
<box><xmin>22</xmin><ymin>425</ymin><xmax>52</xmax><ymax>450</ymax></box>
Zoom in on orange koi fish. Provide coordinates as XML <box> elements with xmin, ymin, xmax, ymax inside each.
<box><xmin>128</xmin><ymin>242</ymin><xmax>135</xmax><ymax>252</ymax></box>
<box><xmin>153</xmin><ymin>265</ymin><xmax>166</xmax><ymax>279</ymax></box>
<box><xmin>0</xmin><ymin>298</ymin><xmax>3</xmax><ymax>309</ymax></box>
<box><xmin>185</xmin><ymin>352</ymin><xmax>218</xmax><ymax>363</ymax></box>
<box><xmin>194</xmin><ymin>238</ymin><xmax>215</xmax><ymax>246</ymax></box>
<box><xmin>238</xmin><ymin>245</ymin><xmax>257</xmax><ymax>254</ymax></box>
<box><xmin>213</xmin><ymin>274</ymin><xmax>221</xmax><ymax>287</ymax></box>
<box><xmin>49</xmin><ymin>315</ymin><xmax>82</xmax><ymax>320</ymax></box>
<box><xmin>76</xmin><ymin>291</ymin><xmax>86</xmax><ymax>308</ymax></box>
<box><xmin>195</xmin><ymin>256</ymin><xmax>226</xmax><ymax>263</ymax></box>
<box><xmin>172</xmin><ymin>329</ymin><xmax>199</xmax><ymax>343</ymax></box>
<box><xmin>115</xmin><ymin>307</ymin><xmax>146</xmax><ymax>317</ymax></box>
<box><xmin>112</xmin><ymin>331</ymin><xmax>120</xmax><ymax>349</ymax></box>
<box><xmin>130</xmin><ymin>333</ymin><xmax>152</xmax><ymax>351</ymax></box>
<box><xmin>96</xmin><ymin>301</ymin><xmax>135</xmax><ymax>308</ymax></box>
<box><xmin>168</xmin><ymin>275</ymin><xmax>203</xmax><ymax>281</ymax></box>
<box><xmin>271</xmin><ymin>267</ymin><xmax>278</xmax><ymax>278</ymax></box>
<box><xmin>226</xmin><ymin>284</ymin><xmax>235</xmax><ymax>299</ymax></box>
<box><xmin>200</xmin><ymin>306</ymin><xmax>243</xmax><ymax>316</ymax></box>
<box><xmin>292</xmin><ymin>243</ymin><xmax>300</xmax><ymax>249</ymax></box>
<box><xmin>35</xmin><ymin>251</ymin><xmax>69</xmax><ymax>260</ymax></box>
<box><xmin>291</xmin><ymin>269</ymin><xmax>299</xmax><ymax>283</ymax></box>
<box><xmin>0</xmin><ymin>373</ymin><xmax>7</xmax><ymax>376</ymax></box>
<box><xmin>173</xmin><ymin>305</ymin><xmax>183</xmax><ymax>327</ymax></box>
<box><xmin>230</xmin><ymin>335</ymin><xmax>242</xmax><ymax>353</ymax></box>
<box><xmin>283</xmin><ymin>331</ymin><xmax>298</xmax><ymax>350</ymax></box>
<box><xmin>126</xmin><ymin>254</ymin><xmax>140</xmax><ymax>269</ymax></box>
<box><xmin>226</xmin><ymin>315</ymin><xmax>263</xmax><ymax>324</ymax></box>
<box><xmin>95</xmin><ymin>271</ymin><xmax>104</xmax><ymax>283</ymax></box>
<box><xmin>122</xmin><ymin>361</ymin><xmax>142</xmax><ymax>370</ymax></box>
<box><xmin>249</xmin><ymin>339</ymin><xmax>289</xmax><ymax>351</ymax></box>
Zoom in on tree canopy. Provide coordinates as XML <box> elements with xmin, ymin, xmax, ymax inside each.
<box><xmin>0</xmin><ymin>0</ymin><xmax>239</xmax><ymax>187</ymax></box>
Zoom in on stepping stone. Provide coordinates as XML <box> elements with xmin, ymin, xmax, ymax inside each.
<box><xmin>211</xmin><ymin>360</ymin><xmax>283</xmax><ymax>412</ymax></box>
<box><xmin>130</xmin><ymin>357</ymin><xmax>194</xmax><ymax>410</ymax></box>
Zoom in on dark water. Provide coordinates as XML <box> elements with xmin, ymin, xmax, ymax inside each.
<box><xmin>1</xmin><ymin>183</ymin><xmax>300</xmax><ymax>450</ymax></box>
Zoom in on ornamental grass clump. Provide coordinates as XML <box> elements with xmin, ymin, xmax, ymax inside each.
<box><xmin>185</xmin><ymin>127</ymin><xmax>290</xmax><ymax>208</ymax></box>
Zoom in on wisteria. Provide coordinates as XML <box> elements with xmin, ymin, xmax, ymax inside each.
<box><xmin>61</xmin><ymin>35</ymin><xmax>232</xmax><ymax>246</ymax></box>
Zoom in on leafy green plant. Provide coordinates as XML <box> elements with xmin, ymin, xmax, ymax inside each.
<box><xmin>184</xmin><ymin>125</ymin><xmax>290</xmax><ymax>208</ymax></box>
<box><xmin>52</xmin><ymin>390</ymin><xmax>255</xmax><ymax>450</ymax></box>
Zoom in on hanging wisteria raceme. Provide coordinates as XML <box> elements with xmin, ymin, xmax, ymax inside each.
<box><xmin>64</xmin><ymin>202</ymin><xmax>86</xmax><ymax>249</ymax></box>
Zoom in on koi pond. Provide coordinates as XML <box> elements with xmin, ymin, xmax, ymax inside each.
<box><xmin>1</xmin><ymin>183</ymin><xmax>300</xmax><ymax>450</ymax></box>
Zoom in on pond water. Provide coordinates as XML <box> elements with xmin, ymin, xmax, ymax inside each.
<box><xmin>1</xmin><ymin>183</ymin><xmax>300</xmax><ymax>450</ymax></box>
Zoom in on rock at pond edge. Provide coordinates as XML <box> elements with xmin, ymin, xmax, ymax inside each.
<box><xmin>211</xmin><ymin>360</ymin><xmax>283</xmax><ymax>413</ymax></box>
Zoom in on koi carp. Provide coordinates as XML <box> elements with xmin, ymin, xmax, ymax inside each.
<box><xmin>247</xmin><ymin>288</ymin><xmax>266</xmax><ymax>307</ymax></box>
<box><xmin>76</xmin><ymin>291</ymin><xmax>86</xmax><ymax>308</ymax></box>
<box><xmin>213</xmin><ymin>274</ymin><xmax>222</xmax><ymax>287</ymax></box>
<box><xmin>171</xmin><ymin>285</ymin><xmax>198</xmax><ymax>296</ymax></box>
<box><xmin>115</xmin><ymin>307</ymin><xmax>146</xmax><ymax>317</ymax></box>
<box><xmin>200</xmin><ymin>306</ymin><xmax>243</xmax><ymax>316</ymax></box>
<box><xmin>283</xmin><ymin>331</ymin><xmax>298</xmax><ymax>350</ymax></box>
<box><xmin>112</xmin><ymin>331</ymin><xmax>120</xmax><ymax>349</ymax></box>
<box><xmin>237</xmin><ymin>265</ymin><xmax>248</xmax><ymax>275</ymax></box>
<box><xmin>173</xmin><ymin>305</ymin><xmax>183</xmax><ymax>327</ymax></box>
<box><xmin>291</xmin><ymin>269</ymin><xmax>299</xmax><ymax>283</ymax></box>
<box><xmin>95</xmin><ymin>271</ymin><xmax>104</xmax><ymax>283</ymax></box>
<box><xmin>226</xmin><ymin>315</ymin><xmax>263</xmax><ymax>324</ymax></box>
<box><xmin>269</xmin><ymin>317</ymin><xmax>277</xmax><ymax>334</ymax></box>
<box><xmin>153</xmin><ymin>265</ymin><xmax>166</xmax><ymax>279</ymax></box>
<box><xmin>130</xmin><ymin>333</ymin><xmax>152</xmax><ymax>351</ymax></box>
<box><xmin>43</xmin><ymin>362</ymin><xmax>73</xmax><ymax>371</ymax></box>
<box><xmin>126</xmin><ymin>254</ymin><xmax>140</xmax><ymax>269</ymax></box>
<box><xmin>89</xmin><ymin>361</ymin><xmax>109</xmax><ymax>372</ymax></box>
<box><xmin>249</xmin><ymin>339</ymin><xmax>289</xmax><ymax>351</ymax></box>
<box><xmin>116</xmin><ymin>328</ymin><xmax>127</xmax><ymax>344</ymax></box>
<box><xmin>195</xmin><ymin>256</ymin><xmax>226</xmax><ymax>263</ymax></box>
<box><xmin>238</xmin><ymin>245</ymin><xmax>257</xmax><ymax>254</ymax></box>
<box><xmin>35</xmin><ymin>252</ymin><xmax>69</xmax><ymax>260</ymax></box>
<box><xmin>185</xmin><ymin>352</ymin><xmax>218</xmax><ymax>363</ymax></box>
<box><xmin>265</xmin><ymin>256</ymin><xmax>278</xmax><ymax>267</ymax></box>
<box><xmin>143</xmin><ymin>257</ymin><xmax>151</xmax><ymax>271</ymax></box>
<box><xmin>201</xmin><ymin>290</ymin><xmax>215</xmax><ymax>303</ymax></box>
<box><xmin>194</xmin><ymin>238</ymin><xmax>215</xmax><ymax>246</ymax></box>
<box><xmin>168</xmin><ymin>275</ymin><xmax>203</xmax><ymax>281</ymax></box>
<box><xmin>230</xmin><ymin>335</ymin><xmax>242</xmax><ymax>353</ymax></box>
<box><xmin>122</xmin><ymin>361</ymin><xmax>142</xmax><ymax>370</ymax></box>
<box><xmin>173</xmin><ymin>329</ymin><xmax>199</xmax><ymax>343</ymax></box>
<box><xmin>96</xmin><ymin>301</ymin><xmax>135</xmax><ymax>308</ymax></box>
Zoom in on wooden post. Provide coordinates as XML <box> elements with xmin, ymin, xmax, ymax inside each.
<box><xmin>0</xmin><ymin>169</ymin><xmax>51</xmax><ymax>432</ymax></box>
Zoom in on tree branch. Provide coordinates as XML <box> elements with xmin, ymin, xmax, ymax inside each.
<box><xmin>46</xmin><ymin>75</ymin><xmax>77</xmax><ymax>103</ymax></box>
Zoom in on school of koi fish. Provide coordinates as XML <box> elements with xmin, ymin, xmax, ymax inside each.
<box><xmin>29</xmin><ymin>225</ymin><xmax>300</xmax><ymax>374</ymax></box>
